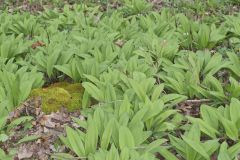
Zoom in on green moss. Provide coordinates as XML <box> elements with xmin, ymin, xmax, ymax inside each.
<box><xmin>50</xmin><ymin>82</ymin><xmax>84</xmax><ymax>94</ymax></box>
<box><xmin>68</xmin><ymin>92</ymin><xmax>83</xmax><ymax>111</ymax></box>
<box><xmin>29</xmin><ymin>82</ymin><xmax>84</xmax><ymax>113</ymax></box>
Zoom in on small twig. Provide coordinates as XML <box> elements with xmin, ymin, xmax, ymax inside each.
<box><xmin>156</xmin><ymin>77</ymin><xmax>161</xmax><ymax>84</ymax></box>
<box><xmin>184</xmin><ymin>99</ymin><xmax>211</xmax><ymax>104</ymax></box>
<box><xmin>91</xmin><ymin>100</ymin><xmax>123</xmax><ymax>108</ymax></box>
<box><xmin>25</xmin><ymin>106</ymin><xmax>30</xmax><ymax>116</ymax></box>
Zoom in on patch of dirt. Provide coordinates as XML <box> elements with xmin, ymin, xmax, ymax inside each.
<box><xmin>2</xmin><ymin>97</ymin><xmax>84</xmax><ymax>160</ymax></box>
<box><xmin>149</xmin><ymin>0</ymin><xmax>164</xmax><ymax>10</ymax></box>
<box><xmin>177</xmin><ymin>99</ymin><xmax>211</xmax><ymax>117</ymax></box>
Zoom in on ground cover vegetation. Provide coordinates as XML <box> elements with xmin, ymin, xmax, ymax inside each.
<box><xmin>0</xmin><ymin>0</ymin><xmax>240</xmax><ymax>159</ymax></box>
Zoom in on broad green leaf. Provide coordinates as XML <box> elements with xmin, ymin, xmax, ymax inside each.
<box><xmin>130</xmin><ymin>122</ymin><xmax>151</xmax><ymax>145</ymax></box>
<box><xmin>151</xmin><ymin>84</ymin><xmax>164</xmax><ymax>101</ymax></box>
<box><xmin>186</xmin><ymin>123</ymin><xmax>200</xmax><ymax>142</ymax></box>
<box><xmin>66</xmin><ymin>126</ymin><xmax>85</xmax><ymax>157</ymax></box>
<box><xmin>218</xmin><ymin>142</ymin><xmax>231</xmax><ymax>160</ymax></box>
<box><xmin>51</xmin><ymin>153</ymin><xmax>77</xmax><ymax>160</ymax></box>
<box><xmin>119</xmin><ymin>126</ymin><xmax>135</xmax><ymax>150</ymax></box>
<box><xmin>161</xmin><ymin>94</ymin><xmax>187</xmax><ymax>105</ymax></box>
<box><xmin>85</xmin><ymin>118</ymin><xmax>98</xmax><ymax>155</ymax></box>
<box><xmin>17</xmin><ymin>135</ymin><xmax>41</xmax><ymax>144</ymax></box>
<box><xmin>7</xmin><ymin>116</ymin><xmax>33</xmax><ymax>131</ymax></box>
<box><xmin>143</xmin><ymin>99</ymin><xmax>164</xmax><ymax>121</ymax></box>
<box><xmin>182</xmin><ymin>136</ymin><xmax>210</xmax><ymax>160</ymax></box>
<box><xmin>101</xmin><ymin>120</ymin><xmax>114</xmax><ymax>150</ymax></box>
<box><xmin>169</xmin><ymin>135</ymin><xmax>185</xmax><ymax>154</ymax></box>
<box><xmin>106</xmin><ymin>145</ymin><xmax>120</xmax><ymax>160</ymax></box>
<box><xmin>129</xmin><ymin>107</ymin><xmax>148</xmax><ymax>128</ymax></box>
<box><xmin>202</xmin><ymin>140</ymin><xmax>220</xmax><ymax>156</ymax></box>
<box><xmin>144</xmin><ymin>139</ymin><xmax>166</xmax><ymax>152</ymax></box>
<box><xmin>82</xmin><ymin>82</ymin><xmax>104</xmax><ymax>101</ymax></box>
<box><xmin>0</xmin><ymin>148</ymin><xmax>6</xmax><ymax>157</ymax></box>
<box><xmin>230</xmin><ymin>98</ymin><xmax>240</xmax><ymax>124</ymax></box>
<box><xmin>119</xmin><ymin>96</ymin><xmax>131</xmax><ymax>116</ymax></box>
<box><xmin>55</xmin><ymin>65</ymin><xmax>72</xmax><ymax>78</ymax></box>
<box><xmin>154</xmin><ymin>109</ymin><xmax>177</xmax><ymax>126</ymax></box>
<box><xmin>104</xmin><ymin>84</ymin><xmax>117</xmax><ymax>102</ymax></box>
<box><xmin>219</xmin><ymin>118</ymin><xmax>238</xmax><ymax>140</ymax></box>
<box><xmin>187</xmin><ymin>117</ymin><xmax>219</xmax><ymax>138</ymax></box>
<box><xmin>200</xmin><ymin>105</ymin><xmax>218</xmax><ymax>129</ymax></box>
<box><xmin>82</xmin><ymin>91</ymin><xmax>90</xmax><ymax>109</ymax></box>
<box><xmin>71</xmin><ymin>117</ymin><xmax>87</xmax><ymax>129</ymax></box>
<box><xmin>83</xmin><ymin>74</ymin><xmax>102</xmax><ymax>86</ymax></box>
<box><xmin>229</xmin><ymin>141</ymin><xmax>240</xmax><ymax>159</ymax></box>
<box><xmin>129</xmin><ymin>79</ymin><xmax>146</xmax><ymax>102</ymax></box>
<box><xmin>47</xmin><ymin>50</ymin><xmax>60</xmax><ymax>77</ymax></box>
<box><xmin>120</xmin><ymin>147</ymin><xmax>130</xmax><ymax>160</ymax></box>
<box><xmin>155</xmin><ymin>147</ymin><xmax>178</xmax><ymax>160</ymax></box>
<box><xmin>0</xmin><ymin>117</ymin><xmax>7</xmax><ymax>130</ymax></box>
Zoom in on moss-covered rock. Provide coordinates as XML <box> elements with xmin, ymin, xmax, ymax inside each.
<box><xmin>29</xmin><ymin>82</ymin><xmax>84</xmax><ymax>113</ymax></box>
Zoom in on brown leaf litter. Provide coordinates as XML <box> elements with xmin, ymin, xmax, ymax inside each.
<box><xmin>177</xmin><ymin>99</ymin><xmax>211</xmax><ymax>117</ymax></box>
<box><xmin>2</xmin><ymin>97</ymin><xmax>84</xmax><ymax>160</ymax></box>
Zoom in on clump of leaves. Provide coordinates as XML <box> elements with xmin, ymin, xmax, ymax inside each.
<box><xmin>55</xmin><ymin>107</ymin><xmax>177</xmax><ymax>159</ymax></box>
<box><xmin>0</xmin><ymin>59</ymin><xmax>44</xmax><ymax>110</ymax></box>
<box><xmin>176</xmin><ymin>14</ymin><xmax>226</xmax><ymax>50</ymax></box>
<box><xmin>122</xmin><ymin>0</ymin><xmax>152</xmax><ymax>16</ymax></box>
<box><xmin>189</xmin><ymin>98</ymin><xmax>240</xmax><ymax>141</ymax></box>
<box><xmin>0</xmin><ymin>34</ymin><xmax>30</xmax><ymax>59</ymax></box>
<box><xmin>170</xmin><ymin>124</ymin><xmax>219</xmax><ymax>160</ymax></box>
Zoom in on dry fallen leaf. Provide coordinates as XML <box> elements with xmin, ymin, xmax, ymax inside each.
<box><xmin>31</xmin><ymin>41</ymin><xmax>46</xmax><ymax>49</ymax></box>
<box><xmin>17</xmin><ymin>145</ymin><xmax>33</xmax><ymax>159</ymax></box>
<box><xmin>114</xmin><ymin>39</ymin><xmax>125</xmax><ymax>48</ymax></box>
